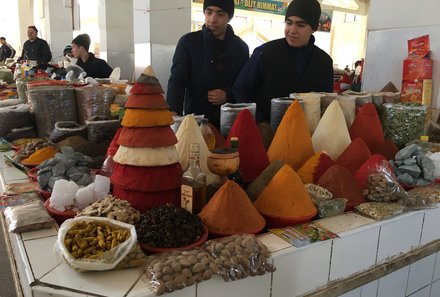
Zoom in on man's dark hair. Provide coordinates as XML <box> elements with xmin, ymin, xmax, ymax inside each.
<box><xmin>0</xmin><ymin>37</ymin><xmax>5</xmax><ymax>41</ymax></box>
<box><xmin>28</xmin><ymin>26</ymin><xmax>38</xmax><ymax>33</ymax></box>
<box><xmin>72</xmin><ymin>34</ymin><xmax>91</xmax><ymax>51</ymax></box>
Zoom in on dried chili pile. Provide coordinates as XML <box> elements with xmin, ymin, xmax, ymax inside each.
<box><xmin>135</xmin><ymin>205</ymin><xmax>204</xmax><ymax>248</ymax></box>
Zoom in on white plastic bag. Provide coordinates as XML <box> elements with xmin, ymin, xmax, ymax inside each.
<box><xmin>55</xmin><ymin>216</ymin><xmax>137</xmax><ymax>271</ymax></box>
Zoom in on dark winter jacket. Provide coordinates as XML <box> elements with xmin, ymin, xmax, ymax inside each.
<box><xmin>0</xmin><ymin>43</ymin><xmax>15</xmax><ymax>61</ymax></box>
<box><xmin>18</xmin><ymin>37</ymin><xmax>52</xmax><ymax>65</ymax></box>
<box><xmin>166</xmin><ymin>25</ymin><xmax>249</xmax><ymax>129</ymax></box>
<box><xmin>76</xmin><ymin>53</ymin><xmax>113</xmax><ymax>78</ymax></box>
<box><xmin>233</xmin><ymin>36</ymin><xmax>334</xmax><ymax>123</ymax></box>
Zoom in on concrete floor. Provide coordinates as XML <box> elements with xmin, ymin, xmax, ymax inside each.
<box><xmin>0</xmin><ymin>217</ymin><xmax>18</xmax><ymax>297</ymax></box>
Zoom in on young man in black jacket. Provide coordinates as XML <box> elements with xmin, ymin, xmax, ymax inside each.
<box><xmin>0</xmin><ymin>37</ymin><xmax>16</xmax><ymax>62</ymax></box>
<box><xmin>71</xmin><ymin>34</ymin><xmax>113</xmax><ymax>79</ymax></box>
<box><xmin>17</xmin><ymin>26</ymin><xmax>52</xmax><ymax>66</ymax></box>
<box><xmin>166</xmin><ymin>0</ymin><xmax>249</xmax><ymax>129</ymax></box>
<box><xmin>233</xmin><ymin>0</ymin><xmax>334</xmax><ymax>123</ymax></box>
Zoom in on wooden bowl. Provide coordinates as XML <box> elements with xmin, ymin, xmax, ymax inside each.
<box><xmin>207</xmin><ymin>151</ymin><xmax>239</xmax><ymax>176</ymax></box>
<box><xmin>139</xmin><ymin>225</ymin><xmax>209</xmax><ymax>254</ymax></box>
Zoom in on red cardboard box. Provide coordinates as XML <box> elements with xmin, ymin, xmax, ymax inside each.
<box><xmin>401</xmin><ymin>35</ymin><xmax>432</xmax><ymax>105</ymax></box>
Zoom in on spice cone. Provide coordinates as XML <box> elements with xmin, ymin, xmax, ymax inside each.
<box><xmin>117</xmin><ymin>126</ymin><xmax>177</xmax><ymax>147</ymax></box>
<box><xmin>336</xmin><ymin>137</ymin><xmax>372</xmax><ymax>175</ymax></box>
<box><xmin>121</xmin><ymin>109</ymin><xmax>174</xmax><ymax>128</ymax></box>
<box><xmin>297</xmin><ymin>152</ymin><xmax>335</xmax><ymax>184</ymax></box>
<box><xmin>199</xmin><ymin>180</ymin><xmax>265</xmax><ymax>235</ymax></box>
<box><xmin>113</xmin><ymin>145</ymin><xmax>180</xmax><ymax>166</ymax></box>
<box><xmin>130</xmin><ymin>82</ymin><xmax>164</xmax><ymax>95</ymax></box>
<box><xmin>124</xmin><ymin>94</ymin><xmax>170</xmax><ymax>109</ymax></box>
<box><xmin>349</xmin><ymin>103</ymin><xmax>385</xmax><ymax>151</ymax></box>
<box><xmin>254</xmin><ymin>164</ymin><xmax>317</xmax><ymax>221</ymax></box>
<box><xmin>268</xmin><ymin>100</ymin><xmax>314</xmax><ymax>170</ymax></box>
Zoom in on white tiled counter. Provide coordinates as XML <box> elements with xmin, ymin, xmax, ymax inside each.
<box><xmin>2</xmin><ymin>151</ymin><xmax>440</xmax><ymax>297</ymax></box>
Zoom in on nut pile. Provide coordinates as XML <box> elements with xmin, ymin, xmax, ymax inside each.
<box><xmin>76</xmin><ymin>195</ymin><xmax>140</xmax><ymax>224</ymax></box>
<box><xmin>409</xmin><ymin>186</ymin><xmax>440</xmax><ymax>203</ymax></box>
<box><xmin>362</xmin><ymin>173</ymin><xmax>406</xmax><ymax>202</ymax></box>
<box><xmin>203</xmin><ymin>234</ymin><xmax>276</xmax><ymax>281</ymax></box>
<box><xmin>305</xmin><ymin>183</ymin><xmax>333</xmax><ymax>200</ymax></box>
<box><xmin>145</xmin><ymin>248</ymin><xmax>217</xmax><ymax>295</ymax></box>
<box><xmin>19</xmin><ymin>139</ymin><xmax>56</xmax><ymax>156</ymax></box>
<box><xmin>113</xmin><ymin>244</ymin><xmax>146</xmax><ymax>270</ymax></box>
<box><xmin>64</xmin><ymin>221</ymin><xmax>131</xmax><ymax>259</ymax></box>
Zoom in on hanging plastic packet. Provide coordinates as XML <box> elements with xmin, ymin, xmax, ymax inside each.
<box><xmin>4</xmin><ymin>200</ymin><xmax>54</xmax><ymax>233</ymax></box>
<box><xmin>355</xmin><ymin>202</ymin><xmax>405</xmax><ymax>221</ymax></box>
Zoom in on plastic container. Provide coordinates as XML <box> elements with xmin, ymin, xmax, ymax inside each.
<box><xmin>44</xmin><ymin>198</ymin><xmax>76</xmax><ymax>225</ymax></box>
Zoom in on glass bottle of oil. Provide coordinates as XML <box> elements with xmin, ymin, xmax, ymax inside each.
<box><xmin>228</xmin><ymin>137</ymin><xmax>243</xmax><ymax>186</ymax></box>
<box><xmin>181</xmin><ymin>143</ymin><xmax>207</xmax><ymax>214</ymax></box>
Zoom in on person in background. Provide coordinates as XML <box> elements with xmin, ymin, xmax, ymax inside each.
<box><xmin>0</xmin><ymin>37</ymin><xmax>16</xmax><ymax>62</ymax></box>
<box><xmin>71</xmin><ymin>33</ymin><xmax>113</xmax><ymax>78</ymax></box>
<box><xmin>63</xmin><ymin>45</ymin><xmax>73</xmax><ymax>59</ymax></box>
<box><xmin>233</xmin><ymin>0</ymin><xmax>333</xmax><ymax>123</ymax></box>
<box><xmin>166</xmin><ymin>0</ymin><xmax>249</xmax><ymax>129</ymax></box>
<box><xmin>17</xmin><ymin>26</ymin><xmax>52</xmax><ymax>66</ymax></box>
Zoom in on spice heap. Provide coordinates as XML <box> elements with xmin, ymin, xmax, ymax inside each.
<box><xmin>349</xmin><ymin>103</ymin><xmax>385</xmax><ymax>151</ymax></box>
<box><xmin>175</xmin><ymin>115</ymin><xmax>219</xmax><ymax>185</ymax></box>
<box><xmin>318</xmin><ymin>165</ymin><xmax>365</xmax><ymax>211</ymax></box>
<box><xmin>371</xmin><ymin>139</ymin><xmax>399</xmax><ymax>161</ymax></box>
<box><xmin>225</xmin><ymin>109</ymin><xmax>269</xmax><ymax>184</ymax></box>
<box><xmin>198</xmin><ymin>180</ymin><xmax>265</xmax><ymax>235</ymax></box>
<box><xmin>312</xmin><ymin>100</ymin><xmax>351</xmax><ymax>159</ymax></box>
<box><xmin>135</xmin><ymin>205</ymin><xmax>205</xmax><ymax>248</ymax></box>
<box><xmin>354</xmin><ymin>154</ymin><xmax>388</xmax><ymax>190</ymax></box>
<box><xmin>111</xmin><ymin>67</ymin><xmax>182</xmax><ymax>212</ymax></box>
<box><xmin>22</xmin><ymin>146</ymin><xmax>58</xmax><ymax>166</ymax></box>
<box><xmin>268</xmin><ymin>100</ymin><xmax>314</xmax><ymax>170</ymax></box>
<box><xmin>254</xmin><ymin>164</ymin><xmax>317</xmax><ymax>227</ymax></box>
<box><xmin>297</xmin><ymin>152</ymin><xmax>335</xmax><ymax>184</ymax></box>
<box><xmin>336</xmin><ymin>138</ymin><xmax>372</xmax><ymax>175</ymax></box>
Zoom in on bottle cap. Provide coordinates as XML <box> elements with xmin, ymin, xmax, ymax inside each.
<box><xmin>420</xmin><ymin>135</ymin><xmax>429</xmax><ymax>142</ymax></box>
<box><xmin>231</xmin><ymin>136</ymin><xmax>238</xmax><ymax>142</ymax></box>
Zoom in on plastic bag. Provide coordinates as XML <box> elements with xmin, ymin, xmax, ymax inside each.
<box><xmin>337</xmin><ymin>95</ymin><xmax>356</xmax><ymax>127</ymax></box>
<box><xmin>85</xmin><ymin>116</ymin><xmax>121</xmax><ymax>144</ymax></box>
<box><xmin>293</xmin><ymin>93</ymin><xmax>321</xmax><ymax>134</ymax></box>
<box><xmin>313</xmin><ymin>197</ymin><xmax>347</xmax><ymax>218</ymax></box>
<box><xmin>355</xmin><ymin>202</ymin><xmax>405</xmax><ymax>221</ymax></box>
<box><xmin>382</xmin><ymin>103</ymin><xmax>427</xmax><ymax>148</ymax></box>
<box><xmin>28</xmin><ymin>86</ymin><xmax>77</xmax><ymax>138</ymax></box>
<box><xmin>0</xmin><ymin>104</ymin><xmax>34</xmax><ymax>137</ymax></box>
<box><xmin>203</xmin><ymin>234</ymin><xmax>276</xmax><ymax>282</ymax></box>
<box><xmin>220</xmin><ymin>103</ymin><xmax>256</xmax><ymax>137</ymax></box>
<box><xmin>75</xmin><ymin>86</ymin><xmax>117</xmax><ymax>124</ymax></box>
<box><xmin>270</xmin><ymin>97</ymin><xmax>296</xmax><ymax>131</ymax></box>
<box><xmin>4</xmin><ymin>200</ymin><xmax>54</xmax><ymax>233</ymax></box>
<box><xmin>55</xmin><ymin>217</ymin><xmax>136</xmax><ymax>271</ymax></box>
<box><xmin>113</xmin><ymin>243</ymin><xmax>146</xmax><ymax>270</ymax></box>
<box><xmin>144</xmin><ymin>248</ymin><xmax>216</xmax><ymax>295</ymax></box>
<box><xmin>362</xmin><ymin>161</ymin><xmax>408</xmax><ymax>202</ymax></box>
<box><xmin>398</xmin><ymin>193</ymin><xmax>436</xmax><ymax>210</ymax></box>
<box><xmin>408</xmin><ymin>185</ymin><xmax>440</xmax><ymax>203</ymax></box>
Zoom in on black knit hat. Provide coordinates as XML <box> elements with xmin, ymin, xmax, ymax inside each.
<box><xmin>285</xmin><ymin>0</ymin><xmax>321</xmax><ymax>31</ymax></box>
<box><xmin>63</xmin><ymin>45</ymin><xmax>72</xmax><ymax>56</ymax></box>
<box><xmin>72</xmin><ymin>34</ymin><xmax>91</xmax><ymax>51</ymax></box>
<box><xmin>203</xmin><ymin>0</ymin><xmax>235</xmax><ymax>20</ymax></box>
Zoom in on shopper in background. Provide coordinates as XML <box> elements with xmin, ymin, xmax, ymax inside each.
<box><xmin>233</xmin><ymin>0</ymin><xmax>334</xmax><ymax>123</ymax></box>
<box><xmin>17</xmin><ymin>26</ymin><xmax>52</xmax><ymax>66</ymax></box>
<box><xmin>0</xmin><ymin>37</ymin><xmax>16</xmax><ymax>62</ymax></box>
<box><xmin>166</xmin><ymin>0</ymin><xmax>249</xmax><ymax>129</ymax></box>
<box><xmin>63</xmin><ymin>45</ymin><xmax>73</xmax><ymax>59</ymax></box>
<box><xmin>71</xmin><ymin>33</ymin><xmax>113</xmax><ymax>78</ymax></box>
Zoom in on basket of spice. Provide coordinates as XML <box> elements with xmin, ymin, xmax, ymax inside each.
<box><xmin>135</xmin><ymin>205</ymin><xmax>208</xmax><ymax>253</ymax></box>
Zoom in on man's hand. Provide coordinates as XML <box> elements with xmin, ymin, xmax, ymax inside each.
<box><xmin>207</xmin><ymin>89</ymin><xmax>227</xmax><ymax>105</ymax></box>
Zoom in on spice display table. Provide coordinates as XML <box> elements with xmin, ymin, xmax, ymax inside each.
<box><xmin>2</xmin><ymin>151</ymin><xmax>440</xmax><ymax>297</ymax></box>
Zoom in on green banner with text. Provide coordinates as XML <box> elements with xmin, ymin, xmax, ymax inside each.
<box><xmin>193</xmin><ymin>0</ymin><xmax>288</xmax><ymax>15</ymax></box>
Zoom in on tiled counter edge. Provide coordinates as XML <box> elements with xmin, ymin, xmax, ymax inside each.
<box><xmin>2</xmin><ymin>151</ymin><xmax>440</xmax><ymax>297</ymax></box>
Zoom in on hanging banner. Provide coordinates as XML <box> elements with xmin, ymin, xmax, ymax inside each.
<box><xmin>193</xmin><ymin>0</ymin><xmax>288</xmax><ymax>15</ymax></box>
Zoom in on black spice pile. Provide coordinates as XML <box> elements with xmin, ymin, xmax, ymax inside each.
<box><xmin>135</xmin><ymin>205</ymin><xmax>204</xmax><ymax>248</ymax></box>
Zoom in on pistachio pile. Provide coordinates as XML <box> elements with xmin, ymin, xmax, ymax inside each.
<box><xmin>145</xmin><ymin>248</ymin><xmax>217</xmax><ymax>295</ymax></box>
<box><xmin>20</xmin><ymin>138</ymin><xmax>56</xmax><ymax>156</ymax></box>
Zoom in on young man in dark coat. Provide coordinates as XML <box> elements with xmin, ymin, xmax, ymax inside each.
<box><xmin>233</xmin><ymin>0</ymin><xmax>334</xmax><ymax>123</ymax></box>
<box><xmin>71</xmin><ymin>33</ymin><xmax>113</xmax><ymax>79</ymax></box>
<box><xmin>17</xmin><ymin>26</ymin><xmax>52</xmax><ymax>66</ymax></box>
<box><xmin>0</xmin><ymin>37</ymin><xmax>16</xmax><ymax>62</ymax></box>
<box><xmin>166</xmin><ymin>0</ymin><xmax>249</xmax><ymax>129</ymax></box>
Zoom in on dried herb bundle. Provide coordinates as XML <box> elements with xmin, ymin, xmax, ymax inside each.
<box><xmin>135</xmin><ymin>205</ymin><xmax>204</xmax><ymax>248</ymax></box>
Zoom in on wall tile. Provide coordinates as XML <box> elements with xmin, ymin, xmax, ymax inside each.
<box><xmin>407</xmin><ymin>254</ymin><xmax>436</xmax><ymax>295</ymax></box>
<box><xmin>431</xmin><ymin>280</ymin><xmax>440</xmax><ymax>297</ymax></box>
<box><xmin>377</xmin><ymin>266</ymin><xmax>409</xmax><ymax>297</ymax></box>
<box><xmin>272</xmin><ymin>241</ymin><xmax>332</xmax><ymax>297</ymax></box>
<box><xmin>408</xmin><ymin>285</ymin><xmax>431</xmax><ymax>297</ymax></box>
<box><xmin>421</xmin><ymin>208</ymin><xmax>440</xmax><ymax>245</ymax></box>
<box><xmin>377</xmin><ymin>213</ymin><xmax>424</xmax><ymax>263</ymax></box>
<box><xmin>330</xmin><ymin>226</ymin><xmax>379</xmax><ymax>281</ymax></box>
<box><xmin>361</xmin><ymin>280</ymin><xmax>378</xmax><ymax>297</ymax></box>
<box><xmin>315</xmin><ymin>212</ymin><xmax>375</xmax><ymax>235</ymax></box>
<box><xmin>197</xmin><ymin>274</ymin><xmax>271</xmax><ymax>297</ymax></box>
<box><xmin>339</xmin><ymin>287</ymin><xmax>362</xmax><ymax>297</ymax></box>
<box><xmin>433</xmin><ymin>252</ymin><xmax>440</xmax><ymax>282</ymax></box>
